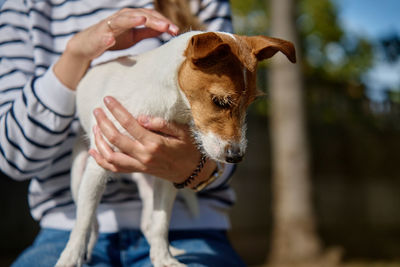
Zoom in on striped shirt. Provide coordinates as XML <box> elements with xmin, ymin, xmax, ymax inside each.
<box><xmin>0</xmin><ymin>0</ymin><xmax>236</xmax><ymax>232</ymax></box>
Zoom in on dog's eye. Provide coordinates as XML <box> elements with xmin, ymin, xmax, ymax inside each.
<box><xmin>212</xmin><ymin>95</ymin><xmax>233</xmax><ymax>109</ymax></box>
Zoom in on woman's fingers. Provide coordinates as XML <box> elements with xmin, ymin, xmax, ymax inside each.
<box><xmin>102</xmin><ymin>97</ymin><xmax>188</xmax><ymax>144</ymax></box>
<box><xmin>65</xmin><ymin>8</ymin><xmax>178</xmax><ymax>62</ymax></box>
<box><xmin>93</xmin><ymin>108</ymin><xmax>126</xmax><ymax>148</ymax></box>
<box><xmin>103</xmin><ymin>96</ymin><xmax>161</xmax><ymax>143</ymax></box>
<box><xmin>138</xmin><ymin>115</ymin><xmax>188</xmax><ymax>140</ymax></box>
<box><xmin>105</xmin><ymin>14</ymin><xmax>147</xmax><ymax>36</ymax></box>
<box><xmin>105</xmin><ymin>8</ymin><xmax>178</xmax><ymax>50</ymax></box>
<box><xmin>106</xmin><ymin>8</ymin><xmax>177</xmax><ymax>34</ymax></box>
<box><xmin>124</xmin><ymin>8</ymin><xmax>179</xmax><ymax>34</ymax></box>
<box><xmin>89</xmin><ymin>148</ymin><xmax>145</xmax><ymax>173</ymax></box>
<box><xmin>93</xmin><ymin>107</ymin><xmax>143</xmax><ymax>153</ymax></box>
<box><xmin>92</xmin><ymin>124</ymin><xmax>115</xmax><ymax>159</ymax></box>
<box><xmin>93</xmin><ymin>103</ymin><xmax>164</xmax><ymax>169</ymax></box>
<box><xmin>89</xmin><ymin>148</ymin><xmax>118</xmax><ymax>173</ymax></box>
<box><xmin>92</xmin><ymin>96</ymin><xmax>207</xmax><ymax>181</ymax></box>
<box><xmin>91</xmin><ymin>124</ymin><xmax>146</xmax><ymax>173</ymax></box>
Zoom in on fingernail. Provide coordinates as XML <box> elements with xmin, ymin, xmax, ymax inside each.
<box><xmin>93</xmin><ymin>108</ymin><xmax>100</xmax><ymax>117</ymax></box>
<box><xmin>104</xmin><ymin>96</ymin><xmax>112</xmax><ymax>105</ymax></box>
<box><xmin>169</xmin><ymin>24</ymin><xmax>179</xmax><ymax>35</ymax></box>
<box><xmin>89</xmin><ymin>149</ymin><xmax>98</xmax><ymax>158</ymax></box>
<box><xmin>138</xmin><ymin>115</ymin><xmax>150</xmax><ymax>126</ymax></box>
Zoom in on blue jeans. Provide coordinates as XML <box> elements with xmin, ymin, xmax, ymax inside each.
<box><xmin>12</xmin><ymin>228</ymin><xmax>246</xmax><ymax>267</ymax></box>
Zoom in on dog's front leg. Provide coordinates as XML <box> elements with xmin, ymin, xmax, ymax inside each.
<box><xmin>132</xmin><ymin>174</ymin><xmax>154</xmax><ymax>242</ymax></box>
<box><xmin>56</xmin><ymin>157</ymin><xmax>108</xmax><ymax>267</ymax></box>
<box><xmin>150</xmin><ymin>179</ymin><xmax>186</xmax><ymax>267</ymax></box>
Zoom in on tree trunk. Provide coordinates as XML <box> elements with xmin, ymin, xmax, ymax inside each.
<box><xmin>268</xmin><ymin>0</ymin><xmax>322</xmax><ymax>265</ymax></box>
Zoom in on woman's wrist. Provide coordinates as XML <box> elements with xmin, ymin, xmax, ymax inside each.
<box><xmin>195</xmin><ymin>159</ymin><xmax>218</xmax><ymax>184</ymax></box>
<box><xmin>173</xmin><ymin>156</ymin><xmax>220</xmax><ymax>191</ymax></box>
<box><xmin>53</xmin><ymin>49</ymin><xmax>91</xmax><ymax>91</ymax></box>
<box><xmin>192</xmin><ymin>160</ymin><xmax>224</xmax><ymax>191</ymax></box>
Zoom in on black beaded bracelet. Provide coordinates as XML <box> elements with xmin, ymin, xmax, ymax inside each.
<box><xmin>193</xmin><ymin>161</ymin><xmax>224</xmax><ymax>192</ymax></box>
<box><xmin>173</xmin><ymin>155</ymin><xmax>207</xmax><ymax>189</ymax></box>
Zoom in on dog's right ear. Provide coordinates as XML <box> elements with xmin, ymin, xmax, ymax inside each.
<box><xmin>186</xmin><ymin>32</ymin><xmax>231</xmax><ymax>68</ymax></box>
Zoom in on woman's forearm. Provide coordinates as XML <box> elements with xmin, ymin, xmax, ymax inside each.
<box><xmin>53</xmin><ymin>51</ymin><xmax>92</xmax><ymax>91</ymax></box>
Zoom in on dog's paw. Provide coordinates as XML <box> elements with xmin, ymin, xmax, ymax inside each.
<box><xmin>56</xmin><ymin>246</ymin><xmax>85</xmax><ymax>267</ymax></box>
<box><xmin>152</xmin><ymin>256</ymin><xmax>187</xmax><ymax>267</ymax></box>
<box><xmin>169</xmin><ymin>245</ymin><xmax>186</xmax><ymax>257</ymax></box>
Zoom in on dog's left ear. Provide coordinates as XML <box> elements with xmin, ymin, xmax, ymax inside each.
<box><xmin>245</xmin><ymin>36</ymin><xmax>297</xmax><ymax>63</ymax></box>
<box><xmin>186</xmin><ymin>32</ymin><xmax>231</xmax><ymax>68</ymax></box>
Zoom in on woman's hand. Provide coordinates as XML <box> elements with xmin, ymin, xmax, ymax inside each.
<box><xmin>89</xmin><ymin>96</ymin><xmax>217</xmax><ymax>186</ymax></box>
<box><xmin>54</xmin><ymin>8</ymin><xmax>179</xmax><ymax>90</ymax></box>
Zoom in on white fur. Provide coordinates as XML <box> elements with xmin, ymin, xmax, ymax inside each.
<box><xmin>56</xmin><ymin>31</ymin><xmax>246</xmax><ymax>267</ymax></box>
<box><xmin>196</xmin><ymin>131</ymin><xmax>229</xmax><ymax>161</ymax></box>
<box><xmin>76</xmin><ymin>32</ymin><xmax>201</xmax><ymax>133</ymax></box>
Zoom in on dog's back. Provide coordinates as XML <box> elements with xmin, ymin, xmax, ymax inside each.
<box><xmin>76</xmin><ymin>32</ymin><xmax>200</xmax><ymax>135</ymax></box>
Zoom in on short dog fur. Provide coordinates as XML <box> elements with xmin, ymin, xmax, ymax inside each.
<box><xmin>56</xmin><ymin>31</ymin><xmax>296</xmax><ymax>267</ymax></box>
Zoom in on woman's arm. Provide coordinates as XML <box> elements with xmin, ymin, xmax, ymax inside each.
<box><xmin>0</xmin><ymin>1</ymin><xmax>76</xmax><ymax>179</ymax></box>
<box><xmin>0</xmin><ymin>2</ymin><xmax>178</xmax><ymax>180</ymax></box>
<box><xmin>54</xmin><ymin>8</ymin><xmax>178</xmax><ymax>90</ymax></box>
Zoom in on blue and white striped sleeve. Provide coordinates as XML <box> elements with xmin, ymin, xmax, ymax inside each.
<box><xmin>0</xmin><ymin>1</ymin><xmax>76</xmax><ymax>180</ymax></box>
<box><xmin>198</xmin><ymin>0</ymin><xmax>233</xmax><ymax>33</ymax></box>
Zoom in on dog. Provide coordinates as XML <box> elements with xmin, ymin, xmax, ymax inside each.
<box><xmin>56</xmin><ymin>31</ymin><xmax>296</xmax><ymax>267</ymax></box>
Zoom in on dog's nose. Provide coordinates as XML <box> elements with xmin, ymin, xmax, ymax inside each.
<box><xmin>225</xmin><ymin>145</ymin><xmax>243</xmax><ymax>163</ymax></box>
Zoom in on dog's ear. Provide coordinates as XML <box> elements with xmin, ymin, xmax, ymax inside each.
<box><xmin>186</xmin><ymin>32</ymin><xmax>231</xmax><ymax>68</ymax></box>
<box><xmin>246</xmin><ymin>36</ymin><xmax>296</xmax><ymax>63</ymax></box>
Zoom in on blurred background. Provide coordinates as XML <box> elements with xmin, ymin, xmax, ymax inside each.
<box><xmin>1</xmin><ymin>0</ymin><xmax>399</xmax><ymax>266</ymax></box>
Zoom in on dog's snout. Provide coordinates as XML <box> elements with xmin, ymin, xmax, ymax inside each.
<box><xmin>225</xmin><ymin>145</ymin><xmax>243</xmax><ymax>163</ymax></box>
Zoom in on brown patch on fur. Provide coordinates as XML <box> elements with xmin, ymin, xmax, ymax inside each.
<box><xmin>243</xmin><ymin>35</ymin><xmax>297</xmax><ymax>63</ymax></box>
<box><xmin>178</xmin><ymin>32</ymin><xmax>296</xmax><ymax>143</ymax></box>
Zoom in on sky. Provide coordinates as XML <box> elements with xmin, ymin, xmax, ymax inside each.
<box><xmin>335</xmin><ymin>0</ymin><xmax>400</xmax><ymax>38</ymax></box>
<box><xmin>334</xmin><ymin>0</ymin><xmax>400</xmax><ymax>101</ymax></box>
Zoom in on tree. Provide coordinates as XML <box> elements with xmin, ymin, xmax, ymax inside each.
<box><xmin>267</xmin><ymin>0</ymin><xmax>323</xmax><ymax>265</ymax></box>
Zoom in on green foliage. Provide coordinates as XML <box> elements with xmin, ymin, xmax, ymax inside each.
<box><xmin>388</xmin><ymin>90</ymin><xmax>400</xmax><ymax>104</ymax></box>
<box><xmin>231</xmin><ymin>0</ymin><xmax>269</xmax><ymax>35</ymax></box>
<box><xmin>231</xmin><ymin>0</ymin><xmax>374</xmax><ymax>82</ymax></box>
<box><xmin>231</xmin><ymin>0</ymin><xmax>378</xmax><ymax>120</ymax></box>
<box><xmin>230</xmin><ymin>0</ymin><xmax>266</xmax><ymax>16</ymax></box>
<box><xmin>298</xmin><ymin>0</ymin><xmax>343</xmax><ymax>43</ymax></box>
<box><xmin>297</xmin><ymin>0</ymin><xmax>374</xmax><ymax>85</ymax></box>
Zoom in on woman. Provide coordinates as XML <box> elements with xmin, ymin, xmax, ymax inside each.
<box><xmin>0</xmin><ymin>0</ymin><xmax>244</xmax><ymax>266</ymax></box>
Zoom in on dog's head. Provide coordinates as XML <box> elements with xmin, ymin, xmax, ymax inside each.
<box><xmin>178</xmin><ymin>32</ymin><xmax>296</xmax><ymax>163</ymax></box>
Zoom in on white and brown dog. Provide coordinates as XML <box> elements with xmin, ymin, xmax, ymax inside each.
<box><xmin>56</xmin><ymin>31</ymin><xmax>296</xmax><ymax>267</ymax></box>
